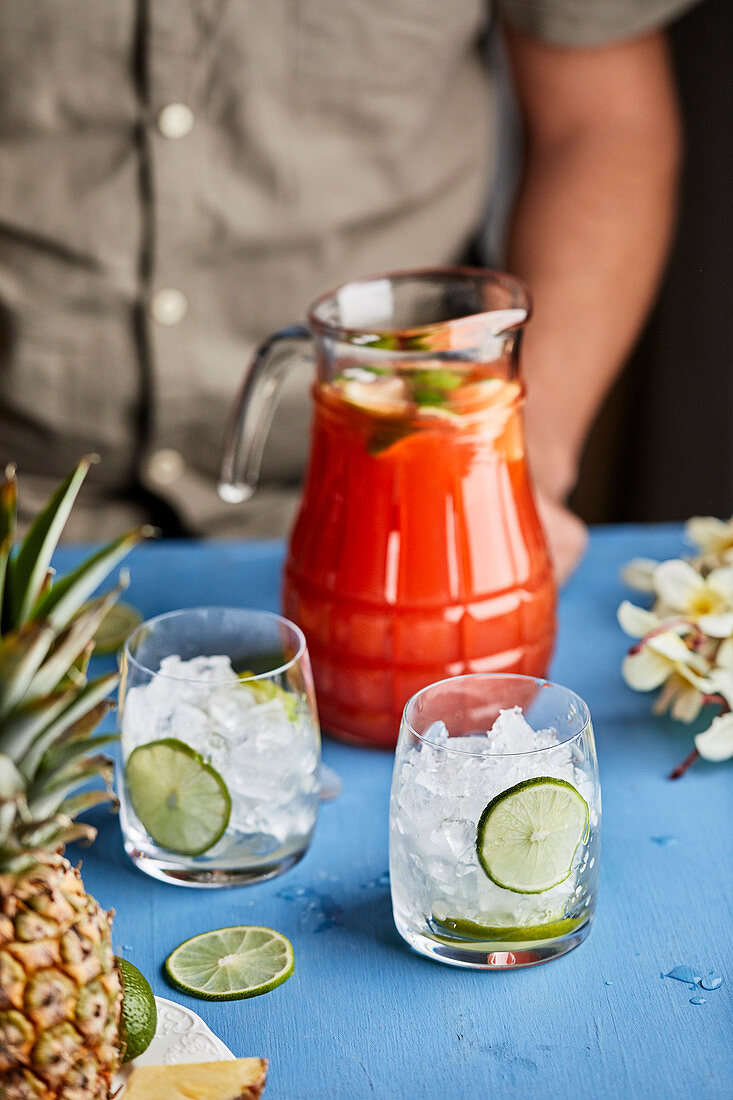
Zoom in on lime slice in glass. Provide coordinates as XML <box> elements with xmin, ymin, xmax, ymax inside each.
<box><xmin>164</xmin><ymin>926</ymin><xmax>294</xmax><ymax>1001</ymax></box>
<box><xmin>92</xmin><ymin>601</ymin><xmax>142</xmax><ymax>654</ymax></box>
<box><xmin>237</xmin><ymin>670</ymin><xmax>298</xmax><ymax>719</ymax></box>
<box><xmin>126</xmin><ymin>738</ymin><xmax>231</xmax><ymax>856</ymax></box>
<box><xmin>430</xmin><ymin>913</ymin><xmax>587</xmax><ymax>943</ymax></box>
<box><xmin>476</xmin><ymin>777</ymin><xmax>589</xmax><ymax>894</ymax></box>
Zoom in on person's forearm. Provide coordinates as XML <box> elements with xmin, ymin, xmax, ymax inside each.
<box><xmin>504</xmin><ymin>30</ymin><xmax>682</xmax><ymax>502</ymax></box>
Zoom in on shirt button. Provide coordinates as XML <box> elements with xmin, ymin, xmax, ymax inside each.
<box><xmin>157</xmin><ymin>102</ymin><xmax>195</xmax><ymax>139</ymax></box>
<box><xmin>147</xmin><ymin>448</ymin><xmax>185</xmax><ymax>486</ymax></box>
<box><xmin>151</xmin><ymin>288</ymin><xmax>188</xmax><ymax>326</ymax></box>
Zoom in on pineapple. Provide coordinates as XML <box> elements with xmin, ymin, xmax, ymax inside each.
<box><xmin>123</xmin><ymin>1059</ymin><xmax>268</xmax><ymax>1099</ymax></box>
<box><xmin>0</xmin><ymin>458</ymin><xmax>149</xmax><ymax>1099</ymax></box>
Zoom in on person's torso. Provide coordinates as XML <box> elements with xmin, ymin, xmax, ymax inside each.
<box><xmin>0</xmin><ymin>0</ymin><xmax>494</xmax><ymax>536</ymax></box>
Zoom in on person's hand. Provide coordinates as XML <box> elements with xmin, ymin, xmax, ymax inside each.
<box><xmin>534</xmin><ymin>487</ymin><xmax>588</xmax><ymax>585</ymax></box>
<box><xmin>523</xmin><ymin>415</ymin><xmax>588</xmax><ymax>585</ymax></box>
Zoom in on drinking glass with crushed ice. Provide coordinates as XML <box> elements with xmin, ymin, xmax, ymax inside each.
<box><xmin>389</xmin><ymin>674</ymin><xmax>600</xmax><ymax>968</ymax></box>
<box><xmin>117</xmin><ymin>607</ymin><xmax>321</xmax><ymax>886</ymax></box>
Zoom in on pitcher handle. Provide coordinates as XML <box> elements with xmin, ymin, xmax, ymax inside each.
<box><xmin>218</xmin><ymin>325</ymin><xmax>312</xmax><ymax>503</ymax></box>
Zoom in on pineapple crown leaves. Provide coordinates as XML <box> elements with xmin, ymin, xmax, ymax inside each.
<box><xmin>0</xmin><ymin>459</ymin><xmax>152</xmax><ymax>867</ymax></box>
<box><xmin>0</xmin><ymin>752</ymin><xmax>96</xmax><ymax>873</ymax></box>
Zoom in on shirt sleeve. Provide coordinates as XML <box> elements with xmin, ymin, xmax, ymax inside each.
<box><xmin>495</xmin><ymin>0</ymin><xmax>702</xmax><ymax>47</ymax></box>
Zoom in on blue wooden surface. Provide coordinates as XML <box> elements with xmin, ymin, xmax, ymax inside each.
<box><xmin>58</xmin><ymin>527</ymin><xmax>732</xmax><ymax>1099</ymax></box>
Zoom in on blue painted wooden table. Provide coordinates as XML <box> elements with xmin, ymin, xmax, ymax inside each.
<box><xmin>58</xmin><ymin>527</ymin><xmax>732</xmax><ymax>1099</ymax></box>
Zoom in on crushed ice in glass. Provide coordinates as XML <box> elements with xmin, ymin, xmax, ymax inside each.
<box><xmin>422</xmin><ymin>720</ymin><xmax>449</xmax><ymax>746</ymax></box>
<box><xmin>390</xmin><ymin>705</ymin><xmax>598</xmax><ymax>930</ymax></box>
<box><xmin>122</xmin><ymin>654</ymin><xmax>320</xmax><ymax>853</ymax></box>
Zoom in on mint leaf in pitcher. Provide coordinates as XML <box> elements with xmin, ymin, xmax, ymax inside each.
<box><xmin>410</xmin><ymin>368</ymin><xmax>464</xmax><ymax>407</ymax></box>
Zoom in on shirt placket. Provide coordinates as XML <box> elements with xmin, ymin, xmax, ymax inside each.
<box><xmin>140</xmin><ymin>1</ymin><xmax>203</xmax><ymax>499</ymax></box>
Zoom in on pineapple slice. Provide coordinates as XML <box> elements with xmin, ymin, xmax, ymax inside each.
<box><xmin>123</xmin><ymin>1059</ymin><xmax>268</xmax><ymax>1099</ymax></box>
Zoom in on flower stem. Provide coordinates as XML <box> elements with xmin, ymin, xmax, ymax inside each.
<box><xmin>669</xmin><ymin>748</ymin><xmax>699</xmax><ymax>780</ymax></box>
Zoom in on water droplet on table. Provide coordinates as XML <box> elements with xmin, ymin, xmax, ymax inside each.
<box><xmin>665</xmin><ymin>966</ymin><xmax>702</xmax><ymax>985</ymax></box>
<box><xmin>277</xmin><ymin>884</ymin><xmax>344</xmax><ymax>931</ymax></box>
<box><xmin>604</xmin><ymin>980</ymin><xmax>613</xmax><ymax>986</ymax></box>
<box><xmin>361</xmin><ymin>871</ymin><xmax>390</xmax><ymax>890</ymax></box>
<box><xmin>278</xmin><ymin>885</ymin><xmax>308</xmax><ymax>899</ymax></box>
<box><xmin>700</xmin><ymin>975</ymin><xmax>723</xmax><ymax>991</ymax></box>
<box><xmin>689</xmin><ymin>996</ymin><xmax>707</xmax><ymax>1005</ymax></box>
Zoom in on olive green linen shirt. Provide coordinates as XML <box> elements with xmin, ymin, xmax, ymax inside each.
<box><xmin>0</xmin><ymin>0</ymin><xmax>697</xmax><ymax>540</ymax></box>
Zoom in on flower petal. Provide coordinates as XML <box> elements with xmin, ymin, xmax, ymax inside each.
<box><xmin>706</xmin><ymin>566</ymin><xmax>733</xmax><ymax>606</ymax></box>
<box><xmin>646</xmin><ymin>630</ymin><xmax>697</xmax><ymax>664</ymax></box>
<box><xmin>695</xmin><ymin>713</ymin><xmax>733</xmax><ymax>762</ymax></box>
<box><xmin>670</xmin><ymin>683</ymin><xmax>704</xmax><ymax>722</ymax></box>
<box><xmin>653</xmin><ymin>560</ymin><xmax>705</xmax><ymax>612</ymax></box>
<box><xmin>685</xmin><ymin>516</ymin><xmax>732</xmax><ymax>553</ymax></box>
<box><xmin>709</xmin><ymin>668</ymin><xmax>733</xmax><ymax>706</ymax></box>
<box><xmin>622</xmin><ymin>647</ymin><xmax>673</xmax><ymax>691</ymax></box>
<box><xmin>617</xmin><ymin>601</ymin><xmax>660</xmax><ymax>638</ymax></box>
<box><xmin>621</xmin><ymin>558</ymin><xmax>658</xmax><ymax>592</ymax></box>
<box><xmin>652</xmin><ymin>677</ymin><xmax>677</xmax><ymax>715</ymax></box>
<box><xmin>715</xmin><ymin>637</ymin><xmax>733</xmax><ymax>671</ymax></box>
<box><xmin>698</xmin><ymin>611</ymin><xmax>733</xmax><ymax>638</ymax></box>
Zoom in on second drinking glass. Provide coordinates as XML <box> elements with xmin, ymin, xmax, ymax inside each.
<box><xmin>117</xmin><ymin>607</ymin><xmax>321</xmax><ymax>887</ymax></box>
<box><xmin>389</xmin><ymin>673</ymin><xmax>600</xmax><ymax>968</ymax></box>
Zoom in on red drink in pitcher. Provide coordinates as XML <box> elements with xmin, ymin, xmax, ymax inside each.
<box><xmin>221</xmin><ymin>269</ymin><xmax>556</xmax><ymax>747</ymax></box>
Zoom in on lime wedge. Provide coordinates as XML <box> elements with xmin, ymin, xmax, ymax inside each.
<box><xmin>92</xmin><ymin>601</ymin><xmax>142</xmax><ymax>654</ymax></box>
<box><xmin>430</xmin><ymin>913</ymin><xmax>587</xmax><ymax>943</ymax></box>
<box><xmin>126</xmin><ymin>739</ymin><xmax>231</xmax><ymax>856</ymax></box>
<box><xmin>476</xmin><ymin>777</ymin><xmax>589</xmax><ymax>894</ymax></box>
<box><xmin>164</xmin><ymin>926</ymin><xmax>294</xmax><ymax>1001</ymax></box>
<box><xmin>116</xmin><ymin>957</ymin><xmax>157</xmax><ymax>1063</ymax></box>
<box><xmin>237</xmin><ymin>671</ymin><xmax>298</xmax><ymax>719</ymax></box>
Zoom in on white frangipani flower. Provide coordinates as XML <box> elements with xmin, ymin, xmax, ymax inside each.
<box><xmin>686</xmin><ymin>516</ymin><xmax>733</xmax><ymax>562</ymax></box>
<box><xmin>620</xmin><ymin>557</ymin><xmax>659</xmax><ymax>593</ymax></box>
<box><xmin>695</xmin><ymin>712</ymin><xmax>733</xmax><ymax>763</ymax></box>
<box><xmin>621</xmin><ymin>629</ymin><xmax>709</xmax><ymax>693</ymax></box>
<box><xmin>617</xmin><ymin>600</ymin><xmax>695</xmax><ymax>640</ymax></box>
<box><xmin>653</xmin><ymin>672</ymin><xmax>706</xmax><ymax>722</ymax></box>
<box><xmin>653</xmin><ymin>560</ymin><xmax>733</xmax><ymax>637</ymax></box>
<box><xmin>617</xmin><ymin>600</ymin><xmax>662</xmax><ymax>638</ymax></box>
<box><xmin>619</xmin><ymin>533</ymin><xmax>733</xmax><ymax>775</ymax></box>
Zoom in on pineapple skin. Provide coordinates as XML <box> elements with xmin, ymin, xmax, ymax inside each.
<box><xmin>0</xmin><ymin>853</ymin><xmax>123</xmax><ymax>1099</ymax></box>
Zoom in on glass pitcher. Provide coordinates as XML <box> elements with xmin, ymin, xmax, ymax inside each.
<box><xmin>220</xmin><ymin>267</ymin><xmax>556</xmax><ymax>748</ymax></box>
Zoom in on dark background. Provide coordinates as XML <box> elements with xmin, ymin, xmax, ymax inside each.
<box><xmin>572</xmin><ymin>0</ymin><xmax>732</xmax><ymax>524</ymax></box>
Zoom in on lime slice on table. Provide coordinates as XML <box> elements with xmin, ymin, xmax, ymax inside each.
<box><xmin>164</xmin><ymin>926</ymin><xmax>294</xmax><ymax>1001</ymax></box>
<box><xmin>476</xmin><ymin>777</ymin><xmax>589</xmax><ymax>894</ymax></box>
<box><xmin>92</xmin><ymin>601</ymin><xmax>142</xmax><ymax>655</ymax></box>
<box><xmin>116</xmin><ymin>956</ymin><xmax>157</xmax><ymax>1063</ymax></box>
<box><xmin>126</xmin><ymin>739</ymin><xmax>231</xmax><ymax>856</ymax></box>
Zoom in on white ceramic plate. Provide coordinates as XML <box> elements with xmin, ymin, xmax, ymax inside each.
<box><xmin>115</xmin><ymin>996</ymin><xmax>234</xmax><ymax>1091</ymax></box>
